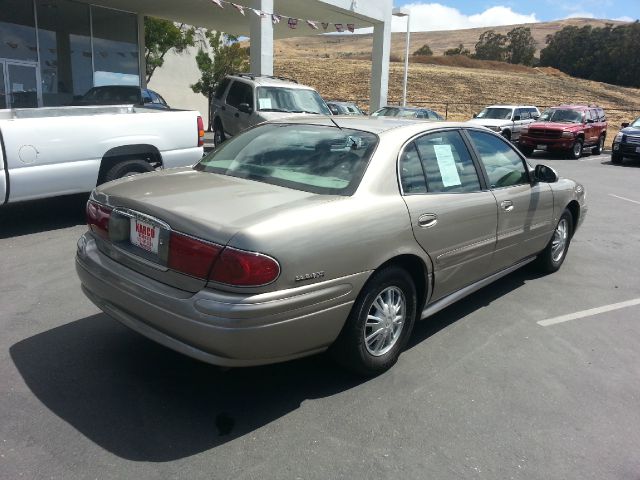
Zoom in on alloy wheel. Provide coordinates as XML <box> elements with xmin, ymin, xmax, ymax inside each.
<box><xmin>364</xmin><ymin>286</ymin><xmax>406</xmax><ymax>356</ymax></box>
<box><xmin>551</xmin><ymin>218</ymin><xmax>569</xmax><ymax>262</ymax></box>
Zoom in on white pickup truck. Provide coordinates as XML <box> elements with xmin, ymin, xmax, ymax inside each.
<box><xmin>0</xmin><ymin>105</ymin><xmax>204</xmax><ymax>205</ymax></box>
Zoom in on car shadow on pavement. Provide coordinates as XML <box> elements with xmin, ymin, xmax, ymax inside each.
<box><xmin>9</xmin><ymin>314</ymin><xmax>365</xmax><ymax>462</ymax></box>
<box><xmin>0</xmin><ymin>193</ymin><xmax>88</xmax><ymax>239</ymax></box>
<box><xmin>407</xmin><ymin>264</ymin><xmax>545</xmax><ymax>349</ymax></box>
<box><xmin>601</xmin><ymin>159</ymin><xmax>640</xmax><ymax>168</ymax></box>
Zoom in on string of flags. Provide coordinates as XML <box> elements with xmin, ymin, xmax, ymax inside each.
<box><xmin>209</xmin><ymin>0</ymin><xmax>357</xmax><ymax>32</ymax></box>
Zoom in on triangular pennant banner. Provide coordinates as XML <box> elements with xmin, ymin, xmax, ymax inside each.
<box><xmin>288</xmin><ymin>18</ymin><xmax>298</xmax><ymax>29</ymax></box>
<box><xmin>347</xmin><ymin>23</ymin><xmax>355</xmax><ymax>32</ymax></box>
<box><xmin>272</xmin><ymin>14</ymin><xmax>281</xmax><ymax>24</ymax></box>
<box><xmin>210</xmin><ymin>0</ymin><xmax>223</xmax><ymax>8</ymax></box>
<box><xmin>231</xmin><ymin>3</ymin><xmax>245</xmax><ymax>15</ymax></box>
<box><xmin>335</xmin><ymin>23</ymin><xmax>344</xmax><ymax>32</ymax></box>
<box><xmin>321</xmin><ymin>22</ymin><xmax>329</xmax><ymax>30</ymax></box>
<box><xmin>252</xmin><ymin>8</ymin><xmax>267</xmax><ymax>18</ymax></box>
<box><xmin>306</xmin><ymin>20</ymin><xmax>319</xmax><ymax>30</ymax></box>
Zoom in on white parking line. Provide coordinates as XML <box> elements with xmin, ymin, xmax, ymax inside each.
<box><xmin>537</xmin><ymin>298</ymin><xmax>640</xmax><ymax>327</ymax></box>
<box><xmin>609</xmin><ymin>194</ymin><xmax>640</xmax><ymax>205</ymax></box>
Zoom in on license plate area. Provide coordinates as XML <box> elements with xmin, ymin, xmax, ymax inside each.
<box><xmin>537</xmin><ymin>144</ymin><xmax>547</xmax><ymax>150</ymax></box>
<box><xmin>636</xmin><ymin>146</ymin><xmax>640</xmax><ymax>154</ymax></box>
<box><xmin>130</xmin><ymin>218</ymin><xmax>160</xmax><ymax>254</ymax></box>
<box><xmin>109</xmin><ymin>209</ymin><xmax>171</xmax><ymax>267</ymax></box>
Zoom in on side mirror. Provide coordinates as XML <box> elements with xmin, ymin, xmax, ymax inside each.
<box><xmin>534</xmin><ymin>164</ymin><xmax>558</xmax><ymax>183</ymax></box>
<box><xmin>472</xmin><ymin>113</ymin><xmax>478</xmax><ymax>118</ymax></box>
<box><xmin>238</xmin><ymin>102</ymin><xmax>253</xmax><ymax>114</ymax></box>
<box><xmin>622</xmin><ymin>122</ymin><xmax>630</xmax><ymax>128</ymax></box>
<box><xmin>532</xmin><ymin>114</ymin><xmax>540</xmax><ymax>120</ymax></box>
<box><xmin>513</xmin><ymin>115</ymin><xmax>521</xmax><ymax>121</ymax></box>
<box><xmin>587</xmin><ymin>118</ymin><xmax>594</xmax><ymax>124</ymax></box>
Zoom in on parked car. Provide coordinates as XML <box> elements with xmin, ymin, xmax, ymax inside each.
<box><xmin>611</xmin><ymin>117</ymin><xmax>640</xmax><ymax>164</ymax></box>
<box><xmin>0</xmin><ymin>105</ymin><xmax>204</xmax><ymax>205</ymax></box>
<box><xmin>371</xmin><ymin>106</ymin><xmax>443</xmax><ymax>120</ymax></box>
<box><xmin>76</xmin><ymin>117</ymin><xmax>586</xmax><ymax>375</ymax></box>
<box><xmin>211</xmin><ymin>73</ymin><xmax>331</xmax><ymax>146</ymax></box>
<box><xmin>74</xmin><ymin>85</ymin><xmax>170</xmax><ymax>109</ymax></box>
<box><xmin>467</xmin><ymin>105</ymin><xmax>540</xmax><ymax>142</ymax></box>
<box><xmin>518</xmin><ymin>105</ymin><xmax>607</xmax><ymax>159</ymax></box>
<box><xmin>326</xmin><ymin>101</ymin><xmax>366</xmax><ymax>116</ymax></box>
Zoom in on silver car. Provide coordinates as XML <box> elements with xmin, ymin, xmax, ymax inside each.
<box><xmin>211</xmin><ymin>74</ymin><xmax>331</xmax><ymax>146</ymax></box>
<box><xmin>76</xmin><ymin>117</ymin><xmax>587</xmax><ymax>375</ymax></box>
<box><xmin>468</xmin><ymin>105</ymin><xmax>540</xmax><ymax>142</ymax></box>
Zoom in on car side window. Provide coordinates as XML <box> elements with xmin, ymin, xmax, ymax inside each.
<box><xmin>468</xmin><ymin>130</ymin><xmax>529</xmax><ymax>188</ymax></box>
<box><xmin>215</xmin><ymin>78</ymin><xmax>231</xmax><ymax>100</ymax></box>
<box><xmin>413</xmin><ymin>130</ymin><xmax>481</xmax><ymax>193</ymax></box>
<box><xmin>141</xmin><ymin>89</ymin><xmax>152</xmax><ymax>104</ymax></box>
<box><xmin>399</xmin><ymin>142</ymin><xmax>428</xmax><ymax>194</ymax></box>
<box><xmin>518</xmin><ymin>109</ymin><xmax>530</xmax><ymax>120</ymax></box>
<box><xmin>226</xmin><ymin>81</ymin><xmax>253</xmax><ymax>109</ymax></box>
<box><xmin>427</xmin><ymin>110</ymin><xmax>441</xmax><ymax>120</ymax></box>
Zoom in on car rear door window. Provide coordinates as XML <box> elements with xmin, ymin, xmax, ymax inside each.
<box><xmin>468</xmin><ymin>130</ymin><xmax>529</xmax><ymax>188</ymax></box>
<box><xmin>215</xmin><ymin>78</ymin><xmax>231</xmax><ymax>100</ymax></box>
<box><xmin>399</xmin><ymin>143</ymin><xmax>427</xmax><ymax>194</ymax></box>
<box><xmin>414</xmin><ymin>131</ymin><xmax>481</xmax><ymax>193</ymax></box>
<box><xmin>226</xmin><ymin>81</ymin><xmax>253</xmax><ymax>109</ymax></box>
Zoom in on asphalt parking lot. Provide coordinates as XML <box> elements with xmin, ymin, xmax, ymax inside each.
<box><xmin>1</xmin><ymin>149</ymin><xmax>639</xmax><ymax>479</ymax></box>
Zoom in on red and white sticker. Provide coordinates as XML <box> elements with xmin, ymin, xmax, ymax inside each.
<box><xmin>130</xmin><ymin>218</ymin><xmax>160</xmax><ymax>254</ymax></box>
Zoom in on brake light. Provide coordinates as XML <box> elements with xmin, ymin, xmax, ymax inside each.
<box><xmin>86</xmin><ymin>200</ymin><xmax>112</xmax><ymax>239</ymax></box>
<box><xmin>209</xmin><ymin>247</ymin><xmax>280</xmax><ymax>286</ymax></box>
<box><xmin>168</xmin><ymin>231</ymin><xmax>222</xmax><ymax>279</ymax></box>
<box><xmin>197</xmin><ymin>115</ymin><xmax>205</xmax><ymax>147</ymax></box>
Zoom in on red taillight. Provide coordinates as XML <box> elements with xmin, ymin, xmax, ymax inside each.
<box><xmin>86</xmin><ymin>200</ymin><xmax>112</xmax><ymax>239</ymax></box>
<box><xmin>168</xmin><ymin>231</ymin><xmax>222</xmax><ymax>279</ymax></box>
<box><xmin>197</xmin><ymin>115</ymin><xmax>205</xmax><ymax>147</ymax></box>
<box><xmin>209</xmin><ymin>247</ymin><xmax>280</xmax><ymax>287</ymax></box>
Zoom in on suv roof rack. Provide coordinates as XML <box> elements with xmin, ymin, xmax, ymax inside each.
<box><xmin>232</xmin><ymin>72</ymin><xmax>298</xmax><ymax>84</ymax></box>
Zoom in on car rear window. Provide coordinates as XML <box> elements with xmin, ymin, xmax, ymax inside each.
<box><xmin>195</xmin><ymin>124</ymin><xmax>378</xmax><ymax>195</ymax></box>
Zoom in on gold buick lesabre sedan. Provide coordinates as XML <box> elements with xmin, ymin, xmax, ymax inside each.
<box><xmin>76</xmin><ymin>117</ymin><xmax>587</xmax><ymax>375</ymax></box>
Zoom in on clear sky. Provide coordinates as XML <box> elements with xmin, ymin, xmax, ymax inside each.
<box><xmin>390</xmin><ymin>1</ymin><xmax>639</xmax><ymax>32</ymax></box>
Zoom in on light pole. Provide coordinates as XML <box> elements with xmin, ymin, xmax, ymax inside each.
<box><xmin>392</xmin><ymin>7</ymin><xmax>410</xmax><ymax>107</ymax></box>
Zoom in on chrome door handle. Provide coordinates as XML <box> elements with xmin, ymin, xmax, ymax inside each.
<box><xmin>418</xmin><ymin>213</ymin><xmax>438</xmax><ymax>228</ymax></box>
<box><xmin>500</xmin><ymin>200</ymin><xmax>514</xmax><ymax>212</ymax></box>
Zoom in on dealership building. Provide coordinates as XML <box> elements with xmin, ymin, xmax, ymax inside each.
<box><xmin>1</xmin><ymin>0</ymin><xmax>393</xmax><ymax>113</ymax></box>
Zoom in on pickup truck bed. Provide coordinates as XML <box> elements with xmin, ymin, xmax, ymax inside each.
<box><xmin>0</xmin><ymin>105</ymin><xmax>204</xmax><ymax>205</ymax></box>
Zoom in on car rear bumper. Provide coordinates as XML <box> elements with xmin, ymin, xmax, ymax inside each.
<box><xmin>76</xmin><ymin>233</ymin><xmax>368</xmax><ymax>367</ymax></box>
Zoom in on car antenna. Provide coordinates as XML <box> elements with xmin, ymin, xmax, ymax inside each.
<box><xmin>328</xmin><ymin>116</ymin><xmax>343</xmax><ymax>130</ymax></box>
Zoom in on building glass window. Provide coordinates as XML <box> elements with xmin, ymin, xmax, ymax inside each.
<box><xmin>91</xmin><ymin>6</ymin><xmax>139</xmax><ymax>86</ymax></box>
<box><xmin>0</xmin><ymin>0</ymin><xmax>38</xmax><ymax>62</ymax></box>
<box><xmin>36</xmin><ymin>0</ymin><xmax>93</xmax><ymax>106</ymax></box>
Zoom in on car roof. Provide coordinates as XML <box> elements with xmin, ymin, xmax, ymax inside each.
<box><xmin>551</xmin><ymin>105</ymin><xmax>598</xmax><ymax>110</ymax></box>
<box><xmin>270</xmin><ymin>115</ymin><xmax>469</xmax><ymax>134</ymax></box>
<box><xmin>380</xmin><ymin>106</ymin><xmax>434</xmax><ymax>111</ymax></box>
<box><xmin>327</xmin><ymin>101</ymin><xmax>357</xmax><ymax>106</ymax></box>
<box><xmin>227</xmin><ymin>74</ymin><xmax>314</xmax><ymax>89</ymax></box>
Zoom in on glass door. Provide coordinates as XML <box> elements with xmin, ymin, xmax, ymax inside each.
<box><xmin>7</xmin><ymin>62</ymin><xmax>40</xmax><ymax>108</ymax></box>
<box><xmin>0</xmin><ymin>64</ymin><xmax>6</xmax><ymax>109</ymax></box>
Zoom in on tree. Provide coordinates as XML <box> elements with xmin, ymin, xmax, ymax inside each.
<box><xmin>191</xmin><ymin>32</ymin><xmax>249</xmax><ymax>130</ymax></box>
<box><xmin>506</xmin><ymin>27</ymin><xmax>536</xmax><ymax>65</ymax></box>
<box><xmin>444</xmin><ymin>43</ymin><xmax>471</xmax><ymax>56</ymax></box>
<box><xmin>474</xmin><ymin>30</ymin><xmax>507</xmax><ymax>61</ymax></box>
<box><xmin>413</xmin><ymin>44</ymin><xmax>433</xmax><ymax>56</ymax></box>
<box><xmin>540</xmin><ymin>21</ymin><xmax>640</xmax><ymax>88</ymax></box>
<box><xmin>144</xmin><ymin>17</ymin><xmax>197</xmax><ymax>83</ymax></box>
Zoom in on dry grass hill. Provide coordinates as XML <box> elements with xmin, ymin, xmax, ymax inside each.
<box><xmin>270</xmin><ymin>18</ymin><xmax>640</xmax><ymax>128</ymax></box>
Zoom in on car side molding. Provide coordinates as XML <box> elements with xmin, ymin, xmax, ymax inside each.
<box><xmin>420</xmin><ymin>256</ymin><xmax>536</xmax><ymax>320</ymax></box>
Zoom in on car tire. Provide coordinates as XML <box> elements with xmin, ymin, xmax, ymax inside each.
<box><xmin>104</xmin><ymin>159</ymin><xmax>154</xmax><ymax>182</ymax></box>
<box><xmin>330</xmin><ymin>266</ymin><xmax>417</xmax><ymax>376</ymax></box>
<box><xmin>536</xmin><ymin>209</ymin><xmax>573</xmax><ymax>274</ymax></box>
<box><xmin>214</xmin><ymin>120</ymin><xmax>226</xmax><ymax>147</ymax></box>
<box><xmin>502</xmin><ymin>130</ymin><xmax>512</xmax><ymax>142</ymax></box>
<box><xmin>611</xmin><ymin>152</ymin><xmax>623</xmax><ymax>164</ymax></box>
<box><xmin>519</xmin><ymin>146</ymin><xmax>534</xmax><ymax>156</ymax></box>
<box><xmin>592</xmin><ymin>135</ymin><xmax>605</xmax><ymax>155</ymax></box>
<box><xmin>568</xmin><ymin>139</ymin><xmax>583</xmax><ymax>159</ymax></box>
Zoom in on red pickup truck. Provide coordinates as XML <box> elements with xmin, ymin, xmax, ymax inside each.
<box><xmin>518</xmin><ymin>105</ymin><xmax>607</xmax><ymax>159</ymax></box>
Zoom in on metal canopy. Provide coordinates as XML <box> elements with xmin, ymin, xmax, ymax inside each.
<box><xmin>76</xmin><ymin>0</ymin><xmax>382</xmax><ymax>38</ymax></box>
